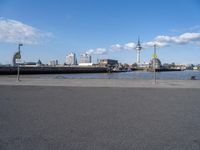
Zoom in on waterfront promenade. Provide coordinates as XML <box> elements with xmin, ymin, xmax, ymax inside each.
<box><xmin>1</xmin><ymin>76</ymin><xmax>200</xmax><ymax>150</ymax></box>
<box><xmin>0</xmin><ymin>75</ymin><xmax>200</xmax><ymax>88</ymax></box>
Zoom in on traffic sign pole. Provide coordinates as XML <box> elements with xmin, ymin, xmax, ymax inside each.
<box><xmin>154</xmin><ymin>44</ymin><xmax>157</xmax><ymax>84</ymax></box>
<box><xmin>17</xmin><ymin>63</ymin><xmax>20</xmax><ymax>81</ymax></box>
<box><xmin>16</xmin><ymin>44</ymin><xmax>23</xmax><ymax>82</ymax></box>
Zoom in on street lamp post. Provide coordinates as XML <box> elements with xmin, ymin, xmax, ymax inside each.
<box><xmin>154</xmin><ymin>44</ymin><xmax>157</xmax><ymax>84</ymax></box>
<box><xmin>17</xmin><ymin>62</ymin><xmax>20</xmax><ymax>81</ymax></box>
<box><xmin>17</xmin><ymin>43</ymin><xmax>23</xmax><ymax>82</ymax></box>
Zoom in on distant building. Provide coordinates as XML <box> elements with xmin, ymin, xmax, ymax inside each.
<box><xmin>12</xmin><ymin>51</ymin><xmax>21</xmax><ymax>66</ymax></box>
<box><xmin>20</xmin><ymin>60</ymin><xmax>43</xmax><ymax>67</ymax></box>
<box><xmin>22</xmin><ymin>62</ymin><xmax>37</xmax><ymax>67</ymax></box>
<box><xmin>149</xmin><ymin>58</ymin><xmax>162</xmax><ymax>69</ymax></box>
<box><xmin>79</xmin><ymin>53</ymin><xmax>91</xmax><ymax>64</ymax></box>
<box><xmin>99</xmin><ymin>59</ymin><xmax>118</xmax><ymax>67</ymax></box>
<box><xmin>174</xmin><ymin>64</ymin><xmax>186</xmax><ymax>70</ymax></box>
<box><xmin>36</xmin><ymin>59</ymin><xmax>43</xmax><ymax>66</ymax></box>
<box><xmin>79</xmin><ymin>63</ymin><xmax>93</xmax><ymax>66</ymax></box>
<box><xmin>49</xmin><ymin>60</ymin><xmax>58</xmax><ymax>67</ymax></box>
<box><xmin>139</xmin><ymin>62</ymin><xmax>150</xmax><ymax>68</ymax></box>
<box><xmin>186</xmin><ymin>64</ymin><xmax>194</xmax><ymax>70</ymax></box>
<box><xmin>66</xmin><ymin>52</ymin><xmax>77</xmax><ymax>65</ymax></box>
<box><xmin>193</xmin><ymin>66</ymin><xmax>198</xmax><ymax>70</ymax></box>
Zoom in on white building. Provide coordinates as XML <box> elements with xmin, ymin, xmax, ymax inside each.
<box><xmin>139</xmin><ymin>62</ymin><xmax>150</xmax><ymax>68</ymax></box>
<box><xmin>79</xmin><ymin>63</ymin><xmax>93</xmax><ymax>66</ymax></box>
<box><xmin>79</xmin><ymin>53</ymin><xmax>92</xmax><ymax>64</ymax></box>
<box><xmin>66</xmin><ymin>52</ymin><xmax>77</xmax><ymax>65</ymax></box>
<box><xmin>49</xmin><ymin>60</ymin><xmax>58</xmax><ymax>67</ymax></box>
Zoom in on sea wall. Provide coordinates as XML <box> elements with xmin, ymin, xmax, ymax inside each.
<box><xmin>0</xmin><ymin>66</ymin><xmax>108</xmax><ymax>75</ymax></box>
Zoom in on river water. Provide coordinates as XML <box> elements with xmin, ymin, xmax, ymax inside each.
<box><xmin>52</xmin><ymin>70</ymin><xmax>200</xmax><ymax>80</ymax></box>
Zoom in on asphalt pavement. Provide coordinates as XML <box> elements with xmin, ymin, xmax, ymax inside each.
<box><xmin>0</xmin><ymin>85</ymin><xmax>200</xmax><ymax>150</ymax></box>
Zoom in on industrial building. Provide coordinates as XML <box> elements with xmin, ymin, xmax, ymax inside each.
<box><xmin>99</xmin><ymin>59</ymin><xmax>118</xmax><ymax>67</ymax></box>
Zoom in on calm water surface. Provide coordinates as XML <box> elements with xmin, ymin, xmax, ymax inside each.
<box><xmin>52</xmin><ymin>70</ymin><xmax>200</xmax><ymax>80</ymax></box>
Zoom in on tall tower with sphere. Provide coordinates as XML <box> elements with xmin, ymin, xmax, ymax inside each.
<box><xmin>135</xmin><ymin>37</ymin><xmax>142</xmax><ymax>65</ymax></box>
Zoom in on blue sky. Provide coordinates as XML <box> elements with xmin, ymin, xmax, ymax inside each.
<box><xmin>0</xmin><ymin>0</ymin><xmax>200</xmax><ymax>64</ymax></box>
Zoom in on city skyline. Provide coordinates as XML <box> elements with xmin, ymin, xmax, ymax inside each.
<box><xmin>0</xmin><ymin>0</ymin><xmax>200</xmax><ymax>64</ymax></box>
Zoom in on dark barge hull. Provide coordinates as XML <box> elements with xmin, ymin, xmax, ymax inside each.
<box><xmin>147</xmin><ymin>68</ymin><xmax>183</xmax><ymax>72</ymax></box>
<box><xmin>0</xmin><ymin>67</ymin><xmax>108</xmax><ymax>75</ymax></box>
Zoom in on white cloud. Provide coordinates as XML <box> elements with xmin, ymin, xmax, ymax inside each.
<box><xmin>86</xmin><ymin>43</ymin><xmax>137</xmax><ymax>55</ymax></box>
<box><xmin>124</xmin><ymin>42</ymin><xmax>136</xmax><ymax>50</ymax></box>
<box><xmin>0</xmin><ymin>18</ymin><xmax>52</xmax><ymax>44</ymax></box>
<box><xmin>86</xmin><ymin>48</ymin><xmax>107</xmax><ymax>55</ymax></box>
<box><xmin>95</xmin><ymin>48</ymin><xmax>107</xmax><ymax>54</ymax></box>
<box><xmin>110</xmin><ymin>43</ymin><xmax>137</xmax><ymax>52</ymax></box>
<box><xmin>110</xmin><ymin>44</ymin><xmax>123</xmax><ymax>51</ymax></box>
<box><xmin>143</xmin><ymin>32</ymin><xmax>200</xmax><ymax>48</ymax></box>
<box><xmin>87</xmin><ymin>32</ymin><xmax>200</xmax><ymax>55</ymax></box>
<box><xmin>143</xmin><ymin>41</ymin><xmax>169</xmax><ymax>48</ymax></box>
<box><xmin>169</xmin><ymin>25</ymin><xmax>200</xmax><ymax>33</ymax></box>
<box><xmin>85</xmin><ymin>49</ymin><xmax>94</xmax><ymax>55</ymax></box>
<box><xmin>178</xmin><ymin>32</ymin><xmax>200</xmax><ymax>43</ymax></box>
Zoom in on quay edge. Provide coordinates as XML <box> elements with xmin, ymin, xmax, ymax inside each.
<box><xmin>0</xmin><ymin>66</ymin><xmax>108</xmax><ymax>75</ymax></box>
